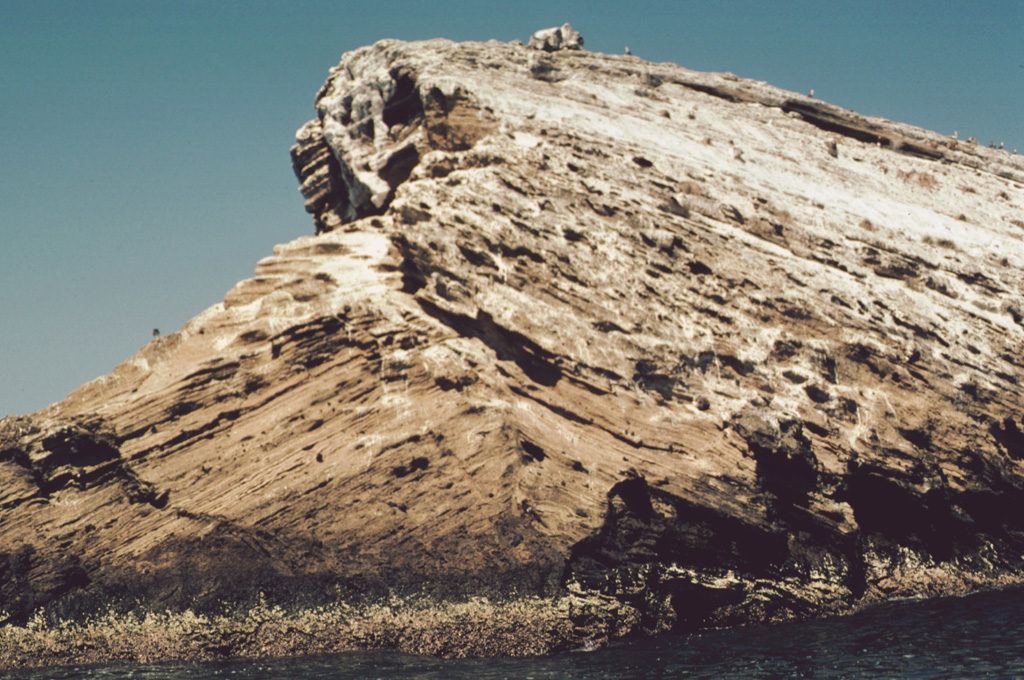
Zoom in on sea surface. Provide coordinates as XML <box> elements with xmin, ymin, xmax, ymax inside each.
<box><xmin>9</xmin><ymin>586</ymin><xmax>1024</xmax><ymax>679</ymax></box>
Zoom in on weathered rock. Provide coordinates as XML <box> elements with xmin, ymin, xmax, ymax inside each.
<box><xmin>528</xmin><ymin>23</ymin><xmax>583</xmax><ymax>52</ymax></box>
<box><xmin>3</xmin><ymin>35</ymin><xmax>1024</xmax><ymax>668</ymax></box>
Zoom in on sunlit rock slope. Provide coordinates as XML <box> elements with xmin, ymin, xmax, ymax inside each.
<box><xmin>3</xmin><ymin>33</ymin><xmax>1024</xmax><ymax>667</ymax></box>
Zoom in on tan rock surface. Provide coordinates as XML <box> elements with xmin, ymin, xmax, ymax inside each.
<box><xmin>3</xmin><ymin>36</ymin><xmax>1024</xmax><ymax>667</ymax></box>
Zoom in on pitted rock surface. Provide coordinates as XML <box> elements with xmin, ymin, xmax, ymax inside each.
<box><xmin>3</xmin><ymin>36</ymin><xmax>1024</xmax><ymax>665</ymax></box>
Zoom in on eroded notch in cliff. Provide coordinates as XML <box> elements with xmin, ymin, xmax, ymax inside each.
<box><xmin>416</xmin><ymin>299</ymin><xmax>562</xmax><ymax>387</ymax></box>
<box><xmin>38</xmin><ymin>427</ymin><xmax>121</xmax><ymax>472</ymax></box>
<box><xmin>0</xmin><ymin>419</ymin><xmax>170</xmax><ymax>510</ymax></box>
<box><xmin>841</xmin><ymin>463</ymin><xmax>974</xmax><ymax>561</ymax></box>
<box><xmin>732</xmin><ymin>412</ymin><xmax>819</xmax><ymax>507</ymax></box>
<box><xmin>781</xmin><ymin>100</ymin><xmax>944</xmax><ymax>161</ymax></box>
<box><xmin>382</xmin><ymin>69</ymin><xmax>423</xmax><ymax>129</ymax></box>
<box><xmin>422</xmin><ymin>86</ymin><xmax>498</xmax><ymax>152</ymax></box>
<box><xmin>782</xmin><ymin>101</ymin><xmax>891</xmax><ymax>147</ymax></box>
<box><xmin>990</xmin><ymin>416</ymin><xmax>1024</xmax><ymax>460</ymax></box>
<box><xmin>564</xmin><ymin>477</ymin><xmax>791</xmax><ymax>632</ymax></box>
<box><xmin>377</xmin><ymin>143</ymin><xmax>421</xmax><ymax>208</ymax></box>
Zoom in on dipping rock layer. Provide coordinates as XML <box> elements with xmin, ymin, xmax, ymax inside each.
<box><xmin>3</xmin><ymin>35</ymin><xmax>1024</xmax><ymax>667</ymax></box>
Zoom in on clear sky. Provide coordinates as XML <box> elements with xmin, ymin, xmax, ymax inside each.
<box><xmin>2</xmin><ymin>0</ymin><xmax>1021</xmax><ymax>417</ymax></box>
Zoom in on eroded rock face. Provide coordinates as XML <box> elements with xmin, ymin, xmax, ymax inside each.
<box><xmin>3</xmin><ymin>36</ymin><xmax>1024</xmax><ymax>667</ymax></box>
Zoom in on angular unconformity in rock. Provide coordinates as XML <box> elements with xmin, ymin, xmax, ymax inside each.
<box><xmin>3</xmin><ymin>36</ymin><xmax>1024</xmax><ymax>667</ymax></box>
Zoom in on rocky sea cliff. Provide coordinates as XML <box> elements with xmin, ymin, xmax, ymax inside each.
<box><xmin>3</xmin><ymin>27</ymin><xmax>1024</xmax><ymax>669</ymax></box>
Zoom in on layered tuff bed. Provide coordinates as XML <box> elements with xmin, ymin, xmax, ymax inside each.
<box><xmin>3</xmin><ymin>35</ymin><xmax>1024</xmax><ymax>668</ymax></box>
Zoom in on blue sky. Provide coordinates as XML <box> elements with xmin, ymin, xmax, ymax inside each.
<box><xmin>2</xmin><ymin>1</ymin><xmax>1021</xmax><ymax>417</ymax></box>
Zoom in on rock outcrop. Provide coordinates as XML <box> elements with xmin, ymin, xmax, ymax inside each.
<box><xmin>528</xmin><ymin>23</ymin><xmax>584</xmax><ymax>52</ymax></box>
<box><xmin>3</xmin><ymin>34</ymin><xmax>1024</xmax><ymax>668</ymax></box>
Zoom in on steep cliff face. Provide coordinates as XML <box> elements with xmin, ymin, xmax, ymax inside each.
<box><xmin>3</xmin><ymin>36</ymin><xmax>1024</xmax><ymax>667</ymax></box>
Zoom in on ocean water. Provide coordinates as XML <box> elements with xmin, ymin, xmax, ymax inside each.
<box><xmin>10</xmin><ymin>586</ymin><xmax>1024</xmax><ymax>679</ymax></box>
